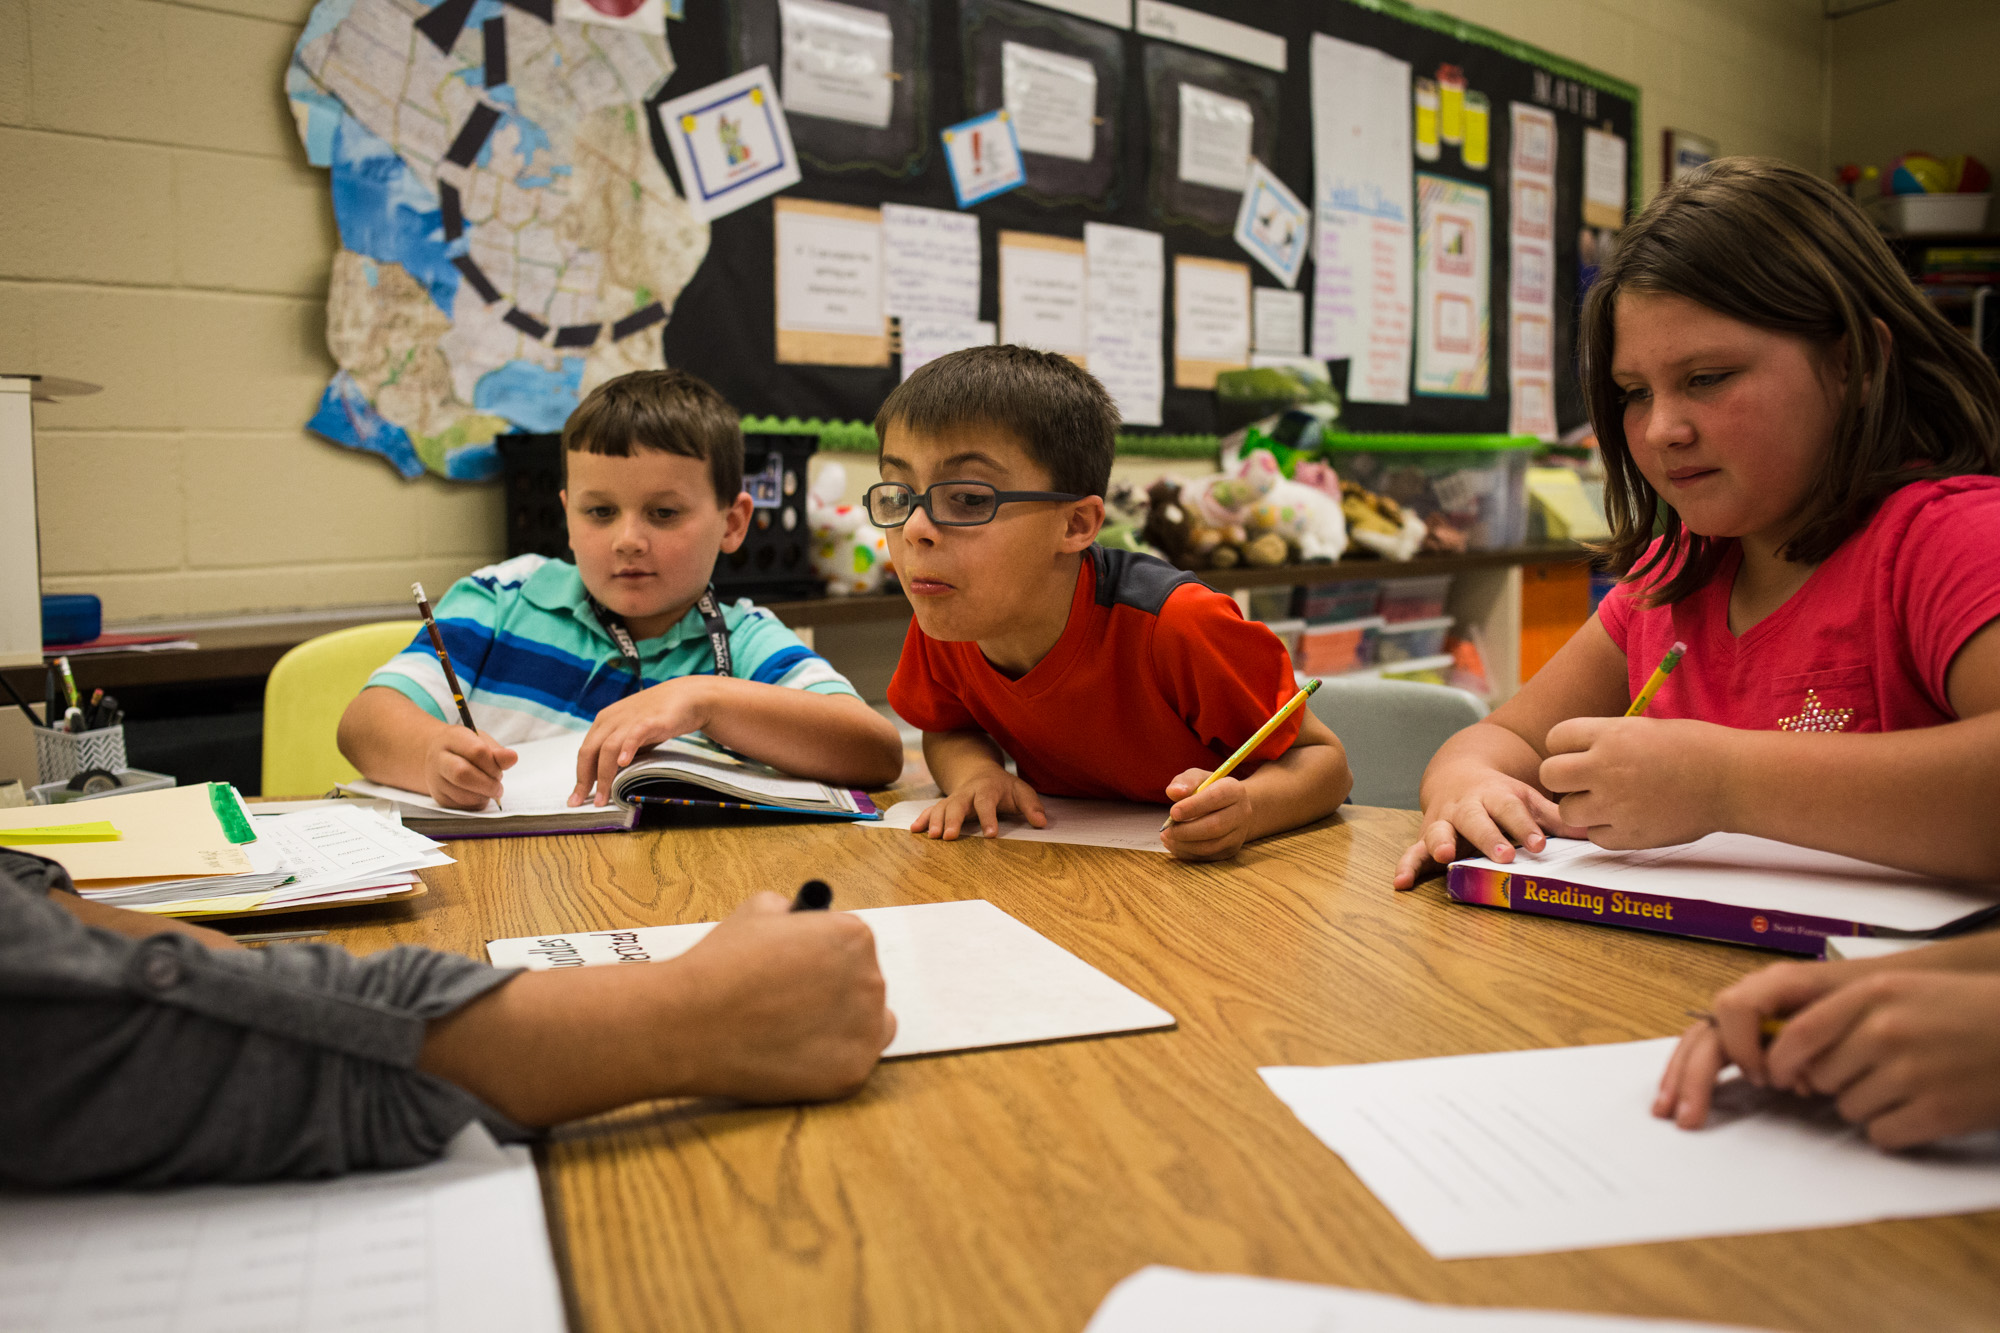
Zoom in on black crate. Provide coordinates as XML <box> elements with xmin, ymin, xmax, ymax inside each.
<box><xmin>496</xmin><ymin>432</ymin><xmax>570</xmax><ymax>561</ymax></box>
<box><xmin>717</xmin><ymin>432</ymin><xmax>819</xmax><ymax>600</ymax></box>
<box><xmin>495</xmin><ymin>431</ymin><xmax>821</xmax><ymax>599</ymax></box>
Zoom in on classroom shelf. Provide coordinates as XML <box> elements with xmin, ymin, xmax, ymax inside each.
<box><xmin>1</xmin><ymin>546</ymin><xmax>1592</xmax><ymax>701</ymax></box>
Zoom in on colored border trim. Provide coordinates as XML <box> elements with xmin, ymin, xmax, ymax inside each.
<box><xmin>1324</xmin><ymin>431</ymin><xmax>1540</xmax><ymax>452</ymax></box>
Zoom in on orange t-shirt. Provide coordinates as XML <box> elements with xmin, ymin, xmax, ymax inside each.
<box><xmin>887</xmin><ymin>547</ymin><xmax>1303</xmax><ymax>804</ymax></box>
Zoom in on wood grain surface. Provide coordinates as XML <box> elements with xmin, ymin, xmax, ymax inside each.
<box><xmin>306</xmin><ymin>807</ymin><xmax>2000</xmax><ymax>1333</ymax></box>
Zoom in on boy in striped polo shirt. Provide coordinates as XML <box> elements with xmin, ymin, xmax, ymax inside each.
<box><xmin>338</xmin><ymin>371</ymin><xmax>904</xmax><ymax>810</ymax></box>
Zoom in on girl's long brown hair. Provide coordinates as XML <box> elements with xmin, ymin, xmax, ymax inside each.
<box><xmin>1581</xmin><ymin>157</ymin><xmax>2000</xmax><ymax>605</ymax></box>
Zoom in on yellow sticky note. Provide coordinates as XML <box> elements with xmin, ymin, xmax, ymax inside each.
<box><xmin>1528</xmin><ymin>467</ymin><xmax>1611</xmax><ymax>541</ymax></box>
<box><xmin>0</xmin><ymin>821</ymin><xmax>121</xmax><ymax>845</ymax></box>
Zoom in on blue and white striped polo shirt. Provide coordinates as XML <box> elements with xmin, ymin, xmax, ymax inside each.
<box><xmin>365</xmin><ymin>554</ymin><xmax>857</xmax><ymax>745</ymax></box>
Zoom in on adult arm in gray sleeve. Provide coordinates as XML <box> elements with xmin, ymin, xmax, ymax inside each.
<box><xmin>0</xmin><ymin>850</ymin><xmax>529</xmax><ymax>1189</ymax></box>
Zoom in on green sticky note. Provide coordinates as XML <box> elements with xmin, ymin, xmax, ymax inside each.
<box><xmin>208</xmin><ymin>783</ymin><xmax>258</xmax><ymax>844</ymax></box>
<box><xmin>1</xmin><ymin>821</ymin><xmax>121</xmax><ymax>844</ymax></box>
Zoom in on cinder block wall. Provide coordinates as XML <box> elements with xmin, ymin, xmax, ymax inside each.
<box><xmin>2</xmin><ymin>0</ymin><xmax>503</xmax><ymax>624</ymax></box>
<box><xmin>1830</xmin><ymin>0</ymin><xmax>2000</xmax><ymax>188</ymax></box>
<box><xmin>5</xmin><ymin>0</ymin><xmax>1828</xmax><ymax>625</ymax></box>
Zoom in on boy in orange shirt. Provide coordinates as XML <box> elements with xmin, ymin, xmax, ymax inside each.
<box><xmin>876</xmin><ymin>345</ymin><xmax>1351</xmax><ymax>861</ymax></box>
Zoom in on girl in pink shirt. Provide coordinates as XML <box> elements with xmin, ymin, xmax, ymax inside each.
<box><xmin>1395</xmin><ymin>158</ymin><xmax>2000</xmax><ymax>1148</ymax></box>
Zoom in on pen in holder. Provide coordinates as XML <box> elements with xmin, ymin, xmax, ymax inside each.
<box><xmin>34</xmin><ymin>723</ymin><xmax>129</xmax><ymax>788</ymax></box>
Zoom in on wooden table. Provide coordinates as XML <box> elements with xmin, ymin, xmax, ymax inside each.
<box><xmin>304</xmin><ymin>808</ymin><xmax>2000</xmax><ymax>1333</ymax></box>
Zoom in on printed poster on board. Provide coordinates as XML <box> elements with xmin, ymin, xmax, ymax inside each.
<box><xmin>1309</xmin><ymin>32</ymin><xmax>1412</xmax><ymax>404</ymax></box>
<box><xmin>1414</xmin><ymin>174</ymin><xmax>1489</xmax><ymax>399</ymax></box>
<box><xmin>657</xmin><ymin>65</ymin><xmax>802</xmax><ymax>222</ymax></box>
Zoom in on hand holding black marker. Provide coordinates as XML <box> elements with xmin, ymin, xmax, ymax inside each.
<box><xmin>792</xmin><ymin>879</ymin><xmax>833</xmax><ymax>911</ymax></box>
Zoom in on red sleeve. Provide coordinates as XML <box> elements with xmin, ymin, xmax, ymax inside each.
<box><xmin>1890</xmin><ymin>480</ymin><xmax>2000</xmax><ymax>710</ymax></box>
<box><xmin>1150</xmin><ymin>585</ymin><xmax>1303</xmax><ymax>769</ymax></box>
<box><xmin>885</xmin><ymin>617</ymin><xmax>980</xmax><ymax>734</ymax></box>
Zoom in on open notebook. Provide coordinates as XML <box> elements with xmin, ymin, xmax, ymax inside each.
<box><xmin>343</xmin><ymin>732</ymin><xmax>878</xmax><ymax>837</ymax></box>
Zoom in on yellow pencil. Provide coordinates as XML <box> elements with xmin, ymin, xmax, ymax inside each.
<box><xmin>1625</xmin><ymin>640</ymin><xmax>1687</xmax><ymax>717</ymax></box>
<box><xmin>1162</xmin><ymin>677</ymin><xmax>1322</xmax><ymax>831</ymax></box>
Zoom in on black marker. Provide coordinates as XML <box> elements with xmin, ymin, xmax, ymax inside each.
<box><xmin>791</xmin><ymin>879</ymin><xmax>832</xmax><ymax>912</ymax></box>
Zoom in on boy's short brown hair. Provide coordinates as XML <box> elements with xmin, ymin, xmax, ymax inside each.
<box><xmin>562</xmin><ymin>369</ymin><xmax>743</xmax><ymax>506</ymax></box>
<box><xmin>872</xmin><ymin>345</ymin><xmax>1120</xmax><ymax>497</ymax></box>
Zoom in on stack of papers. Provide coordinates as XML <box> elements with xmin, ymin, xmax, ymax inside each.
<box><xmin>0</xmin><ymin>1124</ymin><xmax>564</xmax><ymax>1331</ymax></box>
<box><xmin>109</xmin><ymin>803</ymin><xmax>453</xmax><ymax>916</ymax></box>
<box><xmin>0</xmin><ymin>787</ymin><xmax>450</xmax><ymax>917</ymax></box>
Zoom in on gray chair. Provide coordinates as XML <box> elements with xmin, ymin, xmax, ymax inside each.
<box><xmin>1309</xmin><ymin>675</ymin><xmax>1489</xmax><ymax>809</ymax></box>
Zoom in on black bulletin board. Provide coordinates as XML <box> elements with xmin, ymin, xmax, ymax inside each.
<box><xmin>652</xmin><ymin>0</ymin><xmax>1638</xmax><ymax>438</ymax></box>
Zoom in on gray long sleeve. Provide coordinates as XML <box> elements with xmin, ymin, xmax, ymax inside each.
<box><xmin>0</xmin><ymin>849</ymin><xmax>529</xmax><ymax>1188</ymax></box>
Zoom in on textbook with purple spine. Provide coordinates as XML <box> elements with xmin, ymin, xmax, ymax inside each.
<box><xmin>1446</xmin><ymin>833</ymin><xmax>2000</xmax><ymax>955</ymax></box>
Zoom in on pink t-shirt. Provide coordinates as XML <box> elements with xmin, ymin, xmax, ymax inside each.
<box><xmin>1596</xmin><ymin>477</ymin><xmax>2000</xmax><ymax>733</ymax></box>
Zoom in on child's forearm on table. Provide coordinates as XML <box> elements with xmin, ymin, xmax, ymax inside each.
<box><xmin>336</xmin><ymin>687</ymin><xmax>451</xmax><ymax>791</ymax></box>
<box><xmin>696</xmin><ymin>680</ymin><xmax>904</xmax><ymax>788</ymax></box>
<box><xmin>1710</xmin><ymin>712</ymin><xmax>2000</xmax><ymax>881</ymax></box>
<box><xmin>1242</xmin><ymin>736</ymin><xmax>1351</xmax><ymax>840</ymax></box>
<box><xmin>921</xmin><ymin>729</ymin><xmax>1011</xmax><ymax>793</ymax></box>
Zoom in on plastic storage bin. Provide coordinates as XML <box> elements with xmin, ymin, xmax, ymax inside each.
<box><xmin>1324</xmin><ymin>433</ymin><xmax>1534</xmax><ymax>550</ymax></box>
<box><xmin>1378</xmin><ymin>574</ymin><xmax>1453</xmax><ymax>623</ymax></box>
<box><xmin>1262</xmin><ymin>617</ymin><xmax>1305</xmax><ymax>665</ymax></box>
<box><xmin>1298</xmin><ymin>580</ymin><xmax>1381</xmax><ymax>624</ymax></box>
<box><xmin>1247</xmin><ymin>584</ymin><xmax>1296</xmax><ymax>622</ymax></box>
<box><xmin>1375</xmin><ymin>615</ymin><xmax>1454</xmax><ymax>663</ymax></box>
<box><xmin>1299</xmin><ymin>616</ymin><xmax>1383</xmax><ymax>676</ymax></box>
<box><xmin>33</xmin><ymin>768</ymin><xmax>174</xmax><ymax>804</ymax></box>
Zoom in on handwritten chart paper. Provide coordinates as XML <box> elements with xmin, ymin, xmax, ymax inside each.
<box><xmin>1309</xmin><ymin>34</ymin><xmax>1411</xmax><ymax>403</ymax></box>
<box><xmin>1085</xmin><ymin>222</ymin><xmax>1165</xmax><ymax>425</ymax></box>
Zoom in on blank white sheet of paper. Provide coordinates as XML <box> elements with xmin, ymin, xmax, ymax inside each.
<box><xmin>489</xmin><ymin>899</ymin><xmax>1176</xmax><ymax>1058</ymax></box>
<box><xmin>1086</xmin><ymin>1266</ymin><xmax>1779</xmax><ymax>1333</ymax></box>
<box><xmin>0</xmin><ymin>1125</ymin><xmax>563</xmax><ymax>1333</ymax></box>
<box><xmin>1003</xmin><ymin>41</ymin><xmax>1098</xmax><ymax>160</ymax></box>
<box><xmin>780</xmin><ymin>0</ymin><xmax>894</xmax><ymax>128</ymax></box>
<box><xmin>864</xmin><ymin>795</ymin><xmax>1171</xmax><ymax>854</ymax></box>
<box><xmin>1261</xmin><ymin>1038</ymin><xmax>2000</xmax><ymax>1260</ymax></box>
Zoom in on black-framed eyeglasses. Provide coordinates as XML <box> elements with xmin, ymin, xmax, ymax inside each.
<box><xmin>864</xmin><ymin>480</ymin><xmax>1083</xmax><ymax>529</ymax></box>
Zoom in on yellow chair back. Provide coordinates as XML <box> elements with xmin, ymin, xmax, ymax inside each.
<box><xmin>261</xmin><ymin>621</ymin><xmax>420</xmax><ymax>797</ymax></box>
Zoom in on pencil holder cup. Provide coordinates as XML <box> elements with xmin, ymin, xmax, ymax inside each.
<box><xmin>34</xmin><ymin>724</ymin><xmax>128</xmax><ymax>786</ymax></box>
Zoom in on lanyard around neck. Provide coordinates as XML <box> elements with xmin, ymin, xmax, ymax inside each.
<box><xmin>590</xmin><ymin>585</ymin><xmax>732</xmax><ymax>693</ymax></box>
